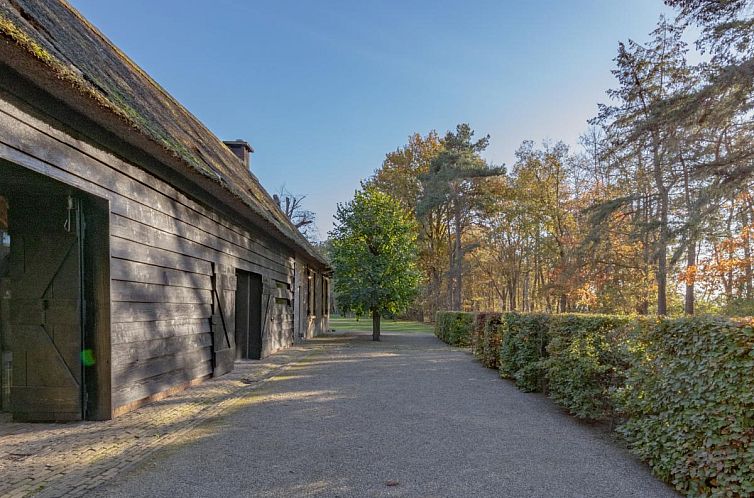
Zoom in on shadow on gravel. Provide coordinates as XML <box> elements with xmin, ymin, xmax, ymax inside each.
<box><xmin>0</xmin><ymin>345</ymin><xmax>319</xmax><ymax>497</ymax></box>
<box><xmin>86</xmin><ymin>331</ymin><xmax>679</xmax><ymax>498</ymax></box>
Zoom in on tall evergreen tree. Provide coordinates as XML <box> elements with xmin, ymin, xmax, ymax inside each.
<box><xmin>417</xmin><ymin>124</ymin><xmax>503</xmax><ymax>310</ymax></box>
<box><xmin>593</xmin><ymin>17</ymin><xmax>692</xmax><ymax>315</ymax></box>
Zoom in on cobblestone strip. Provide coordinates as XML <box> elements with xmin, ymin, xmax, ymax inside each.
<box><xmin>0</xmin><ymin>341</ymin><xmax>327</xmax><ymax>498</ymax></box>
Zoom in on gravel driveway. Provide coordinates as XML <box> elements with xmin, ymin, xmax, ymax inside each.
<box><xmin>92</xmin><ymin>331</ymin><xmax>678</xmax><ymax>497</ymax></box>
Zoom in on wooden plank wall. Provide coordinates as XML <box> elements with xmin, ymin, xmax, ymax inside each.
<box><xmin>0</xmin><ymin>93</ymin><xmax>309</xmax><ymax>413</ymax></box>
<box><xmin>304</xmin><ymin>271</ymin><xmax>329</xmax><ymax>338</ymax></box>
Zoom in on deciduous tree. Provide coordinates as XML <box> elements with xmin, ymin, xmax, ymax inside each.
<box><xmin>330</xmin><ymin>188</ymin><xmax>421</xmax><ymax>340</ymax></box>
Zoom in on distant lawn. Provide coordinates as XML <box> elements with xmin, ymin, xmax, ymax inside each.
<box><xmin>329</xmin><ymin>316</ymin><xmax>434</xmax><ymax>334</ymax></box>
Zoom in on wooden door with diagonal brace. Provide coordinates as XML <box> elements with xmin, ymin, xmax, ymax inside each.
<box><xmin>8</xmin><ymin>194</ymin><xmax>83</xmax><ymax>421</ymax></box>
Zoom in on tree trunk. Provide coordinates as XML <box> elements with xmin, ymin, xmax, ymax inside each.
<box><xmin>725</xmin><ymin>200</ymin><xmax>735</xmax><ymax>303</ymax></box>
<box><xmin>685</xmin><ymin>241</ymin><xmax>695</xmax><ymax>315</ymax></box>
<box><xmin>743</xmin><ymin>202</ymin><xmax>753</xmax><ymax>299</ymax></box>
<box><xmin>655</xmin><ymin>180</ymin><xmax>669</xmax><ymax>316</ymax></box>
<box><xmin>447</xmin><ymin>217</ymin><xmax>454</xmax><ymax>310</ymax></box>
<box><xmin>509</xmin><ymin>283</ymin><xmax>517</xmax><ymax>311</ymax></box>
<box><xmin>638</xmin><ymin>195</ymin><xmax>650</xmax><ymax>315</ymax></box>
<box><xmin>648</xmin><ymin>123</ymin><xmax>668</xmax><ymax>316</ymax></box>
<box><xmin>681</xmin><ymin>152</ymin><xmax>695</xmax><ymax>316</ymax></box>
<box><xmin>372</xmin><ymin>309</ymin><xmax>381</xmax><ymax>341</ymax></box>
<box><xmin>453</xmin><ymin>200</ymin><xmax>463</xmax><ymax>311</ymax></box>
<box><xmin>431</xmin><ymin>270</ymin><xmax>441</xmax><ymax>319</ymax></box>
<box><xmin>657</xmin><ymin>235</ymin><xmax>668</xmax><ymax>314</ymax></box>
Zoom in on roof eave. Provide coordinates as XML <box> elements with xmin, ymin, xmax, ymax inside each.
<box><xmin>0</xmin><ymin>35</ymin><xmax>328</xmax><ymax>268</ymax></box>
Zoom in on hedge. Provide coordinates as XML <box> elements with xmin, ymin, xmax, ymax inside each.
<box><xmin>434</xmin><ymin>311</ymin><xmax>475</xmax><ymax>347</ymax></box>
<box><xmin>614</xmin><ymin>316</ymin><xmax>754</xmax><ymax>497</ymax></box>
<box><xmin>544</xmin><ymin>314</ymin><xmax>636</xmax><ymax>421</ymax></box>
<box><xmin>480</xmin><ymin>313</ymin><xmax>503</xmax><ymax>369</ymax></box>
<box><xmin>498</xmin><ymin>312</ymin><xmax>550</xmax><ymax>392</ymax></box>
<box><xmin>433</xmin><ymin>309</ymin><xmax>754</xmax><ymax>496</ymax></box>
<box><xmin>471</xmin><ymin>312</ymin><xmax>492</xmax><ymax>359</ymax></box>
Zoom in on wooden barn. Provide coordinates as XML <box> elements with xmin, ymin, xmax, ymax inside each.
<box><xmin>0</xmin><ymin>1</ymin><xmax>330</xmax><ymax>421</ymax></box>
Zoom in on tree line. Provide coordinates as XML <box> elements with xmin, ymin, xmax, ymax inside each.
<box><xmin>356</xmin><ymin>0</ymin><xmax>754</xmax><ymax>319</ymax></box>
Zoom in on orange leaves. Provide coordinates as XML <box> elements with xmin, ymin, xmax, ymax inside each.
<box><xmin>572</xmin><ymin>283</ymin><xmax>599</xmax><ymax>308</ymax></box>
<box><xmin>687</xmin><ymin>221</ymin><xmax>754</xmax><ymax>300</ymax></box>
<box><xmin>677</xmin><ymin>264</ymin><xmax>697</xmax><ymax>286</ymax></box>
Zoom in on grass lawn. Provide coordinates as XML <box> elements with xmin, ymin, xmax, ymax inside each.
<box><xmin>329</xmin><ymin>316</ymin><xmax>434</xmax><ymax>334</ymax></box>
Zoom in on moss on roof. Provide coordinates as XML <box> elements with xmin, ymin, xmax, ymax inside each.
<box><xmin>0</xmin><ymin>0</ymin><xmax>325</xmax><ymax>265</ymax></box>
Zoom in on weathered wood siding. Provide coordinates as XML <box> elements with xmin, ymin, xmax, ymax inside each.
<box><xmin>304</xmin><ymin>270</ymin><xmax>329</xmax><ymax>338</ymax></box>
<box><xmin>0</xmin><ymin>92</ymin><xmax>317</xmax><ymax>414</ymax></box>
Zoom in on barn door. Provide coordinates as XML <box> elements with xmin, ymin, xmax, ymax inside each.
<box><xmin>234</xmin><ymin>270</ymin><xmax>263</xmax><ymax>360</ymax></box>
<box><xmin>211</xmin><ymin>264</ymin><xmax>236</xmax><ymax>377</ymax></box>
<box><xmin>234</xmin><ymin>270</ymin><xmax>250</xmax><ymax>360</ymax></box>
<box><xmin>248</xmin><ymin>273</ymin><xmax>263</xmax><ymax>359</ymax></box>
<box><xmin>9</xmin><ymin>194</ymin><xmax>84</xmax><ymax>421</ymax></box>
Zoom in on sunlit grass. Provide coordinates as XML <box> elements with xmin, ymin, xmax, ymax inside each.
<box><xmin>329</xmin><ymin>316</ymin><xmax>433</xmax><ymax>333</ymax></box>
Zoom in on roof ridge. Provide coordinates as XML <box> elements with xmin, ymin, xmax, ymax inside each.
<box><xmin>0</xmin><ymin>0</ymin><xmax>326</xmax><ymax>265</ymax></box>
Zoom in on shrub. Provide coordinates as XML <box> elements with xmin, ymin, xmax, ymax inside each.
<box><xmin>614</xmin><ymin>316</ymin><xmax>754</xmax><ymax>497</ymax></box>
<box><xmin>480</xmin><ymin>313</ymin><xmax>503</xmax><ymax>369</ymax></box>
<box><xmin>471</xmin><ymin>312</ymin><xmax>491</xmax><ymax>359</ymax></box>
<box><xmin>722</xmin><ymin>297</ymin><xmax>754</xmax><ymax>317</ymax></box>
<box><xmin>458</xmin><ymin>310</ymin><xmax>754</xmax><ymax>496</ymax></box>
<box><xmin>499</xmin><ymin>312</ymin><xmax>550</xmax><ymax>392</ymax></box>
<box><xmin>435</xmin><ymin>311</ymin><xmax>476</xmax><ymax>347</ymax></box>
<box><xmin>544</xmin><ymin>314</ymin><xmax>636</xmax><ymax>421</ymax></box>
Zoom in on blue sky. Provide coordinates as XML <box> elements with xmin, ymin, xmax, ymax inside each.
<box><xmin>70</xmin><ymin>0</ymin><xmax>674</xmax><ymax>239</ymax></box>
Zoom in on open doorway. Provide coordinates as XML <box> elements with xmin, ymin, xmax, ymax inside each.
<box><xmin>235</xmin><ymin>270</ymin><xmax>263</xmax><ymax>360</ymax></box>
<box><xmin>1</xmin><ymin>195</ymin><xmax>10</xmax><ymax>414</ymax></box>
<box><xmin>0</xmin><ymin>161</ymin><xmax>110</xmax><ymax>421</ymax></box>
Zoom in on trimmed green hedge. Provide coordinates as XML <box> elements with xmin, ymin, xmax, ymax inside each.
<box><xmin>435</xmin><ymin>311</ymin><xmax>475</xmax><ymax>347</ymax></box>
<box><xmin>614</xmin><ymin>316</ymin><xmax>754</xmax><ymax>497</ymax></box>
<box><xmin>498</xmin><ymin>312</ymin><xmax>550</xmax><ymax>392</ymax></box>
<box><xmin>544</xmin><ymin>314</ymin><xmax>635</xmax><ymax>421</ymax></box>
<box><xmin>434</xmin><ymin>309</ymin><xmax>754</xmax><ymax>496</ymax></box>
<box><xmin>471</xmin><ymin>312</ymin><xmax>492</xmax><ymax>359</ymax></box>
<box><xmin>480</xmin><ymin>313</ymin><xmax>503</xmax><ymax>369</ymax></box>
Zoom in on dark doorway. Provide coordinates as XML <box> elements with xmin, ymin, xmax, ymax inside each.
<box><xmin>235</xmin><ymin>270</ymin><xmax>263</xmax><ymax>360</ymax></box>
<box><xmin>0</xmin><ymin>161</ymin><xmax>110</xmax><ymax>421</ymax></box>
<box><xmin>297</xmin><ymin>284</ymin><xmax>304</xmax><ymax>341</ymax></box>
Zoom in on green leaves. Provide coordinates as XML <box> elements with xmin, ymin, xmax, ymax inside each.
<box><xmin>329</xmin><ymin>188</ymin><xmax>421</xmax><ymax>319</ymax></box>
<box><xmin>544</xmin><ymin>314</ymin><xmax>636</xmax><ymax>421</ymax></box>
<box><xmin>435</xmin><ymin>311</ymin><xmax>476</xmax><ymax>347</ymax></box>
<box><xmin>435</xmin><ymin>308</ymin><xmax>754</xmax><ymax>496</ymax></box>
<box><xmin>417</xmin><ymin>123</ymin><xmax>503</xmax><ymax>219</ymax></box>
<box><xmin>496</xmin><ymin>311</ymin><xmax>754</xmax><ymax>496</ymax></box>
<box><xmin>481</xmin><ymin>314</ymin><xmax>504</xmax><ymax>369</ymax></box>
<box><xmin>615</xmin><ymin>316</ymin><xmax>754</xmax><ymax>497</ymax></box>
<box><xmin>470</xmin><ymin>312</ymin><xmax>504</xmax><ymax>367</ymax></box>
<box><xmin>498</xmin><ymin>312</ymin><xmax>550</xmax><ymax>392</ymax></box>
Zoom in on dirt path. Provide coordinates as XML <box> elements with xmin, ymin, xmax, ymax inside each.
<box><xmin>91</xmin><ymin>331</ymin><xmax>677</xmax><ymax>497</ymax></box>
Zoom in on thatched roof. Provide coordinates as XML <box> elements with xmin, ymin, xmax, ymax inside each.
<box><xmin>0</xmin><ymin>0</ymin><xmax>326</xmax><ymax>266</ymax></box>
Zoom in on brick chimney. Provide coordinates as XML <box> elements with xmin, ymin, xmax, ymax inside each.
<box><xmin>223</xmin><ymin>139</ymin><xmax>254</xmax><ymax>170</ymax></box>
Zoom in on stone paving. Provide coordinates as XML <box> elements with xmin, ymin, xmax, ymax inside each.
<box><xmin>0</xmin><ymin>340</ymin><xmax>329</xmax><ymax>498</ymax></box>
